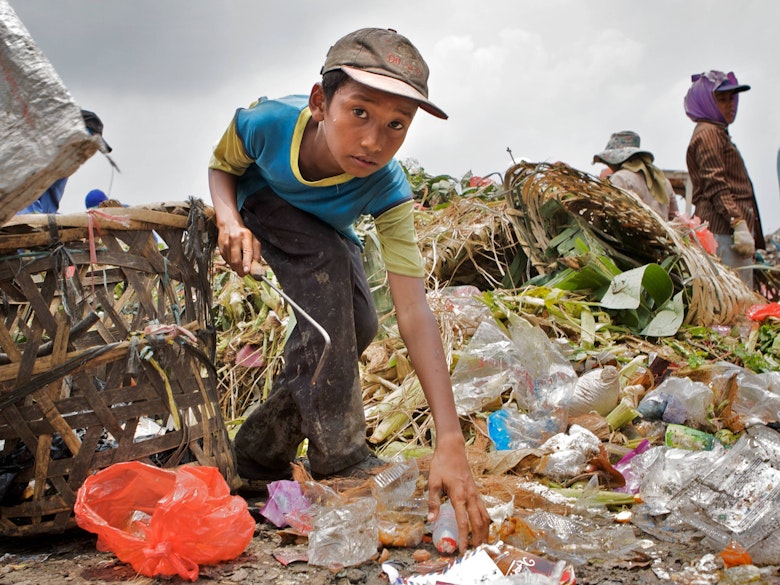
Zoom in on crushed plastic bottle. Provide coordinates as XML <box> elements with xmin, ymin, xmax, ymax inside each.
<box><xmin>488</xmin><ymin>405</ymin><xmax>567</xmax><ymax>451</ymax></box>
<box><xmin>373</xmin><ymin>459</ymin><xmax>427</xmax><ymax>548</ymax></box>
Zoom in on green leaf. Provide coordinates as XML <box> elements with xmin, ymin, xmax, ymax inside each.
<box><xmin>547</xmin><ymin>224</ymin><xmax>579</xmax><ymax>248</ymax></box>
<box><xmin>641</xmin><ymin>291</ymin><xmax>685</xmax><ymax>337</ymax></box>
<box><xmin>640</xmin><ymin>263</ymin><xmax>674</xmax><ymax>307</ymax></box>
<box><xmin>600</xmin><ymin>264</ymin><xmax>673</xmax><ymax>310</ymax></box>
<box><xmin>581</xmin><ymin>307</ymin><xmax>596</xmax><ymax>349</ymax></box>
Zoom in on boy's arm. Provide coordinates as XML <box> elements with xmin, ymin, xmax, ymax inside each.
<box><xmin>208</xmin><ymin>168</ymin><xmax>259</xmax><ymax>276</ymax></box>
<box><xmin>386</xmin><ymin>271</ymin><xmax>490</xmax><ymax>552</ymax></box>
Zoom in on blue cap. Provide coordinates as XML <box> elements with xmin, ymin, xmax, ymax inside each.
<box><xmin>85</xmin><ymin>189</ymin><xmax>108</xmax><ymax>209</ymax></box>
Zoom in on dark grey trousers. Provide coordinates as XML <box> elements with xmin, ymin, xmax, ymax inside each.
<box><xmin>234</xmin><ymin>188</ymin><xmax>378</xmax><ymax>477</ymax></box>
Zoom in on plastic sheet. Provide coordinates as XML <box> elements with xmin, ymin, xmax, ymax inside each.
<box><xmin>451</xmin><ymin>315</ymin><xmax>576</xmax><ymax>417</ymax></box>
<box><xmin>667</xmin><ymin>425</ymin><xmax>780</xmax><ymax>564</ymax></box>
<box><xmin>0</xmin><ymin>1</ymin><xmax>98</xmax><ymax>220</ymax></box>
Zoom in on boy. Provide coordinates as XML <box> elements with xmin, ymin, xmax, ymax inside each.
<box><xmin>208</xmin><ymin>28</ymin><xmax>488</xmax><ymax>550</ymax></box>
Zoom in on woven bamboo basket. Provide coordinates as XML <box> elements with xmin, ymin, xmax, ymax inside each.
<box><xmin>0</xmin><ymin>199</ymin><xmax>238</xmax><ymax>537</ymax></box>
<box><xmin>503</xmin><ymin>161</ymin><xmax>762</xmax><ymax>326</ymax></box>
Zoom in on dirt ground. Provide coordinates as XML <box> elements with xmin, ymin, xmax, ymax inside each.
<box><xmin>2</xmin><ymin>492</ymin><xmax>780</xmax><ymax>585</ymax></box>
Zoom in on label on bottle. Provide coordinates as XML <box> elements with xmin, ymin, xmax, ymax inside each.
<box><xmin>664</xmin><ymin>423</ymin><xmax>715</xmax><ymax>451</ymax></box>
<box><xmin>488</xmin><ymin>542</ymin><xmax>576</xmax><ymax>584</ymax></box>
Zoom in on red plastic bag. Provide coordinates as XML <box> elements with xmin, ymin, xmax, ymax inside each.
<box><xmin>74</xmin><ymin>462</ymin><xmax>255</xmax><ymax>581</ymax></box>
<box><xmin>675</xmin><ymin>214</ymin><xmax>718</xmax><ymax>255</ymax></box>
<box><xmin>747</xmin><ymin>302</ymin><xmax>780</xmax><ymax>322</ymax></box>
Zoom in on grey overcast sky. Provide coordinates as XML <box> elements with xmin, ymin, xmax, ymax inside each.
<box><xmin>9</xmin><ymin>0</ymin><xmax>780</xmax><ymax>232</ymax></box>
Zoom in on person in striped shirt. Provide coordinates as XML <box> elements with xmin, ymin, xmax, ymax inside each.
<box><xmin>684</xmin><ymin>70</ymin><xmax>764</xmax><ymax>288</ymax></box>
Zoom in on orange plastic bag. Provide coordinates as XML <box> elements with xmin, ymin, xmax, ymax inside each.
<box><xmin>719</xmin><ymin>539</ymin><xmax>752</xmax><ymax>568</ymax></box>
<box><xmin>75</xmin><ymin>461</ymin><xmax>255</xmax><ymax>581</ymax></box>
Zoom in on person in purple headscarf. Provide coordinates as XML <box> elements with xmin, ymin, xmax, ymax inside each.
<box><xmin>684</xmin><ymin>70</ymin><xmax>764</xmax><ymax>288</ymax></box>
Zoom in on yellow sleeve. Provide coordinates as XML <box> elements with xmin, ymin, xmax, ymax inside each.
<box><xmin>375</xmin><ymin>200</ymin><xmax>425</xmax><ymax>278</ymax></box>
<box><xmin>208</xmin><ymin>117</ymin><xmax>254</xmax><ymax>175</ymax></box>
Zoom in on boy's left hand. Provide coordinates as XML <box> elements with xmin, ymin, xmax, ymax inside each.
<box><xmin>427</xmin><ymin>434</ymin><xmax>490</xmax><ymax>553</ymax></box>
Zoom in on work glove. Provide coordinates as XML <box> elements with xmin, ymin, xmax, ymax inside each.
<box><xmin>731</xmin><ymin>219</ymin><xmax>756</xmax><ymax>257</ymax></box>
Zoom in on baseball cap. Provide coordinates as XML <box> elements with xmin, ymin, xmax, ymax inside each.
<box><xmin>85</xmin><ymin>188</ymin><xmax>108</xmax><ymax>209</ymax></box>
<box><xmin>702</xmin><ymin>71</ymin><xmax>751</xmax><ymax>93</ymax></box>
<box><xmin>321</xmin><ymin>28</ymin><xmax>447</xmax><ymax>119</ymax></box>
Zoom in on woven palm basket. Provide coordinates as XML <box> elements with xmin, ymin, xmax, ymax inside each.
<box><xmin>503</xmin><ymin>161</ymin><xmax>762</xmax><ymax>326</ymax></box>
<box><xmin>0</xmin><ymin>199</ymin><xmax>237</xmax><ymax>536</ymax></box>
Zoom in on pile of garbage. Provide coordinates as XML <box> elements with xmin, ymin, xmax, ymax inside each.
<box><xmin>205</xmin><ymin>161</ymin><xmax>780</xmax><ymax>583</ymax></box>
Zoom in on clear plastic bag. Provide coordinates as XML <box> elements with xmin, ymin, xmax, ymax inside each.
<box><xmin>74</xmin><ymin>461</ymin><xmax>255</xmax><ymax>582</ymax></box>
<box><xmin>308</xmin><ymin>497</ymin><xmax>378</xmax><ymax>569</ymax></box>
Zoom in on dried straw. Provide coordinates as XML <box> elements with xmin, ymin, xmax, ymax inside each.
<box><xmin>504</xmin><ymin>161</ymin><xmax>761</xmax><ymax>326</ymax></box>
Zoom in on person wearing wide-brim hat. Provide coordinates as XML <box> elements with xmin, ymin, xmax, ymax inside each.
<box><xmin>593</xmin><ymin>130</ymin><xmax>678</xmax><ymax>221</ymax></box>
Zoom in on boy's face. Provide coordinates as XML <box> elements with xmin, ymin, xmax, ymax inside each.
<box><xmin>310</xmin><ymin>79</ymin><xmax>418</xmax><ymax>178</ymax></box>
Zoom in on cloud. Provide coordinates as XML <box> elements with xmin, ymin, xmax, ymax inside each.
<box><xmin>8</xmin><ymin>0</ymin><xmax>780</xmax><ymax>234</ymax></box>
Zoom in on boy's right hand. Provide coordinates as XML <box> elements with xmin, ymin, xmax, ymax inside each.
<box><xmin>209</xmin><ymin>168</ymin><xmax>260</xmax><ymax>275</ymax></box>
<box><xmin>217</xmin><ymin>220</ymin><xmax>261</xmax><ymax>277</ymax></box>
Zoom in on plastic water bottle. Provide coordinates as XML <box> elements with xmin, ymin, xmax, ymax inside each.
<box><xmin>432</xmin><ymin>501</ymin><xmax>458</xmax><ymax>554</ymax></box>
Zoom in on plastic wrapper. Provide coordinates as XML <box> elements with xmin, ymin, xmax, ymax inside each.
<box><xmin>382</xmin><ymin>541</ymin><xmax>574</xmax><ymax>585</ymax></box>
<box><xmin>451</xmin><ymin>318</ymin><xmax>529</xmax><ymax>416</ymax></box>
<box><xmin>535</xmin><ymin>425</ymin><xmax>601</xmax><ymax>482</ymax></box>
<box><xmin>74</xmin><ymin>462</ymin><xmax>255</xmax><ymax>582</ymax></box>
<box><xmin>613</xmin><ymin>438</ymin><xmax>652</xmax><ymax>493</ymax></box>
<box><xmin>521</xmin><ymin>510</ymin><xmax>642</xmax><ymax>566</ymax></box>
<box><xmin>637</xmin><ymin>376</ymin><xmax>714</xmax><ymax>428</ymax></box>
<box><xmin>430</xmin><ymin>285</ymin><xmax>492</xmax><ymax>334</ymax></box>
<box><xmin>746</xmin><ymin>301</ymin><xmax>780</xmax><ymax>322</ymax></box>
<box><xmin>451</xmin><ymin>315</ymin><xmax>575</xmax><ymax>417</ymax></box>
<box><xmin>664</xmin><ymin>423</ymin><xmax>715</xmax><ymax>450</ymax></box>
<box><xmin>719</xmin><ymin>540</ymin><xmax>753</xmax><ymax>569</ymax></box>
<box><xmin>308</xmin><ymin>497</ymin><xmax>378</xmax><ymax>569</ymax></box>
<box><xmin>709</xmin><ymin>363</ymin><xmax>780</xmax><ymax>426</ymax></box>
<box><xmin>673</xmin><ymin>213</ymin><xmax>718</xmax><ymax>255</ymax></box>
<box><xmin>260</xmin><ymin>480</ymin><xmax>311</xmax><ymax>528</ymax></box>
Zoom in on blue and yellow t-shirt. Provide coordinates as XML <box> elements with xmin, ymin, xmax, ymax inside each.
<box><xmin>209</xmin><ymin>95</ymin><xmax>424</xmax><ymax>277</ymax></box>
